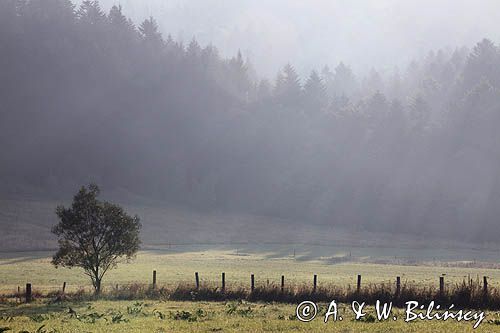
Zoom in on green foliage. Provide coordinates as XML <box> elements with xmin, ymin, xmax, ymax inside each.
<box><xmin>169</xmin><ymin>308</ymin><xmax>208</xmax><ymax>322</ymax></box>
<box><xmin>153</xmin><ymin>309</ymin><xmax>166</xmax><ymax>320</ymax></box>
<box><xmin>77</xmin><ymin>312</ymin><xmax>105</xmax><ymax>324</ymax></box>
<box><xmin>52</xmin><ymin>184</ymin><xmax>141</xmax><ymax>294</ymax></box>
<box><xmin>170</xmin><ymin>310</ymin><xmax>198</xmax><ymax>322</ymax></box>
<box><xmin>29</xmin><ymin>315</ymin><xmax>49</xmax><ymax>323</ymax></box>
<box><xmin>110</xmin><ymin>313</ymin><xmax>129</xmax><ymax>324</ymax></box>
<box><xmin>225</xmin><ymin>302</ymin><xmax>253</xmax><ymax>317</ymax></box>
<box><xmin>127</xmin><ymin>302</ymin><xmax>146</xmax><ymax>316</ymax></box>
<box><xmin>357</xmin><ymin>313</ymin><xmax>377</xmax><ymax>323</ymax></box>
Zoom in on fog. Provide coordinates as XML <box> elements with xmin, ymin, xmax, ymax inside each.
<box><xmin>2</xmin><ymin>0</ymin><xmax>500</xmax><ymax>246</ymax></box>
<box><xmin>83</xmin><ymin>0</ymin><xmax>500</xmax><ymax>76</ymax></box>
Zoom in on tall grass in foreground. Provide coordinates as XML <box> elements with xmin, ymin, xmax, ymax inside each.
<box><xmin>2</xmin><ymin>279</ymin><xmax>498</xmax><ymax>310</ymax></box>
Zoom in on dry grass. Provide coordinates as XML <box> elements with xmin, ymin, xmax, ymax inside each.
<box><xmin>5</xmin><ymin>278</ymin><xmax>498</xmax><ymax>310</ymax></box>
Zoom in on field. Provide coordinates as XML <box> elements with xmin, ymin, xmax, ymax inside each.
<box><xmin>1</xmin><ymin>247</ymin><xmax>500</xmax><ymax>294</ymax></box>
<box><xmin>2</xmin><ymin>199</ymin><xmax>500</xmax><ymax>332</ymax></box>
<box><xmin>1</xmin><ymin>300</ymin><xmax>500</xmax><ymax>333</ymax></box>
<box><xmin>1</xmin><ymin>247</ymin><xmax>500</xmax><ymax>332</ymax></box>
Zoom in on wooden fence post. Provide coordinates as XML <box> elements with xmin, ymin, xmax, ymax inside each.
<box><xmin>195</xmin><ymin>272</ymin><xmax>200</xmax><ymax>289</ymax></box>
<box><xmin>62</xmin><ymin>282</ymin><xmax>66</xmax><ymax>294</ymax></box>
<box><xmin>357</xmin><ymin>275</ymin><xmax>361</xmax><ymax>293</ymax></box>
<box><xmin>251</xmin><ymin>274</ymin><xmax>255</xmax><ymax>292</ymax></box>
<box><xmin>396</xmin><ymin>276</ymin><xmax>401</xmax><ymax>296</ymax></box>
<box><xmin>483</xmin><ymin>276</ymin><xmax>488</xmax><ymax>297</ymax></box>
<box><xmin>439</xmin><ymin>276</ymin><xmax>444</xmax><ymax>295</ymax></box>
<box><xmin>281</xmin><ymin>275</ymin><xmax>285</xmax><ymax>293</ymax></box>
<box><xmin>153</xmin><ymin>270</ymin><xmax>157</xmax><ymax>289</ymax></box>
<box><xmin>313</xmin><ymin>275</ymin><xmax>317</xmax><ymax>293</ymax></box>
<box><xmin>26</xmin><ymin>283</ymin><xmax>32</xmax><ymax>303</ymax></box>
<box><xmin>222</xmin><ymin>272</ymin><xmax>225</xmax><ymax>291</ymax></box>
<box><xmin>17</xmin><ymin>286</ymin><xmax>20</xmax><ymax>303</ymax></box>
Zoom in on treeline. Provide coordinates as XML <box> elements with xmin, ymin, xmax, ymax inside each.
<box><xmin>2</xmin><ymin>0</ymin><xmax>500</xmax><ymax>242</ymax></box>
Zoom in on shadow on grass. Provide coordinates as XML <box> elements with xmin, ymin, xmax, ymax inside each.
<box><xmin>0</xmin><ymin>258</ymin><xmax>43</xmax><ymax>266</ymax></box>
<box><xmin>0</xmin><ymin>301</ymin><xmax>90</xmax><ymax>317</ymax></box>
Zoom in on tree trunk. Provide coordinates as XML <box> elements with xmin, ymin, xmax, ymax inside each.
<box><xmin>95</xmin><ymin>278</ymin><xmax>102</xmax><ymax>295</ymax></box>
<box><xmin>93</xmin><ymin>264</ymin><xmax>101</xmax><ymax>296</ymax></box>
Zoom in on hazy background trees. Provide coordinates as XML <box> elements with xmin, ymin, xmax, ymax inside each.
<box><xmin>2</xmin><ymin>0</ymin><xmax>500</xmax><ymax>242</ymax></box>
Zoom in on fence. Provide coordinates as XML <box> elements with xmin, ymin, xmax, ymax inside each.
<box><xmin>18</xmin><ymin>271</ymin><xmax>493</xmax><ymax>309</ymax></box>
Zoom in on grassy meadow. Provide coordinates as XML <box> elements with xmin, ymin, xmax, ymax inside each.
<box><xmin>1</xmin><ymin>247</ymin><xmax>500</xmax><ymax>294</ymax></box>
<box><xmin>1</xmin><ymin>300</ymin><xmax>500</xmax><ymax>332</ymax></box>
<box><xmin>2</xmin><ymin>200</ymin><xmax>500</xmax><ymax>331</ymax></box>
<box><xmin>1</xmin><ymin>245</ymin><xmax>500</xmax><ymax>332</ymax></box>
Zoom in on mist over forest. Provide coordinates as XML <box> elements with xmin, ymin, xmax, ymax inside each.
<box><xmin>2</xmin><ymin>0</ymin><xmax>500</xmax><ymax>244</ymax></box>
<box><xmin>77</xmin><ymin>0</ymin><xmax>500</xmax><ymax>76</ymax></box>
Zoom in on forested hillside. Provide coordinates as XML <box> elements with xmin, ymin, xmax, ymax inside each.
<box><xmin>2</xmin><ymin>0</ymin><xmax>500</xmax><ymax>242</ymax></box>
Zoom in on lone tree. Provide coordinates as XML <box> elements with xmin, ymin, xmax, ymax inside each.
<box><xmin>52</xmin><ymin>184</ymin><xmax>141</xmax><ymax>295</ymax></box>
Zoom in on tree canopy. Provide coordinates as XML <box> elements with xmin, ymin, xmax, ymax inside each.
<box><xmin>52</xmin><ymin>184</ymin><xmax>141</xmax><ymax>294</ymax></box>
